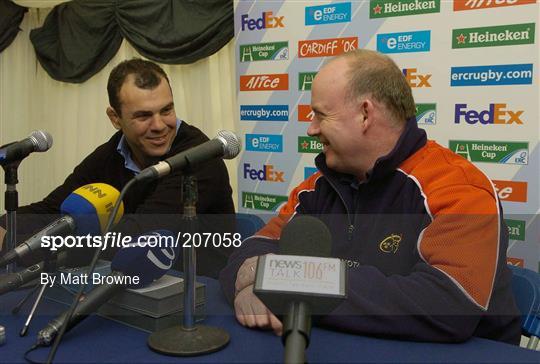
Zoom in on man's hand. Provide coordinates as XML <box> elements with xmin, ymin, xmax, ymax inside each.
<box><xmin>234</xmin><ymin>284</ymin><xmax>283</xmax><ymax>336</ymax></box>
<box><xmin>235</xmin><ymin>256</ymin><xmax>258</xmax><ymax>295</ymax></box>
<box><xmin>0</xmin><ymin>227</ymin><xmax>6</xmax><ymax>251</ymax></box>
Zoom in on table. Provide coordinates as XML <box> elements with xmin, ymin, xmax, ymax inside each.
<box><xmin>0</xmin><ymin>277</ymin><xmax>538</xmax><ymax>363</ymax></box>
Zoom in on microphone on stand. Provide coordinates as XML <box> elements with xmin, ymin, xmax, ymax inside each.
<box><xmin>254</xmin><ymin>215</ymin><xmax>347</xmax><ymax>364</ymax></box>
<box><xmin>36</xmin><ymin>230</ymin><xmax>177</xmax><ymax>346</ymax></box>
<box><xmin>0</xmin><ymin>130</ymin><xmax>53</xmax><ymax>166</ymax></box>
<box><xmin>135</xmin><ymin>130</ymin><xmax>241</xmax><ymax>182</ymax></box>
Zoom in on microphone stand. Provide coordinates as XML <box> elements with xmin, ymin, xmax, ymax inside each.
<box><xmin>2</xmin><ymin>162</ymin><xmax>20</xmax><ymax>274</ymax></box>
<box><xmin>283</xmin><ymin>301</ymin><xmax>311</xmax><ymax>364</ymax></box>
<box><xmin>148</xmin><ymin>171</ymin><xmax>229</xmax><ymax>356</ymax></box>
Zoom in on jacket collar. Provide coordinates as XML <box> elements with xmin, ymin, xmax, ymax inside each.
<box><xmin>315</xmin><ymin>117</ymin><xmax>427</xmax><ymax>185</ymax></box>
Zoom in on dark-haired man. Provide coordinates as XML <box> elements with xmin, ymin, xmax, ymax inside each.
<box><xmin>1</xmin><ymin>59</ymin><xmax>235</xmax><ymax>277</ymax></box>
<box><xmin>220</xmin><ymin>50</ymin><xmax>521</xmax><ymax>343</ymax></box>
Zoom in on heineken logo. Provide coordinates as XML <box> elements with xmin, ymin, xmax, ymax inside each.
<box><xmin>505</xmin><ymin>219</ymin><xmax>525</xmax><ymax>241</ymax></box>
<box><xmin>370</xmin><ymin>0</ymin><xmax>440</xmax><ymax>18</ymax></box>
<box><xmin>242</xmin><ymin>192</ymin><xmax>288</xmax><ymax>211</ymax></box>
<box><xmin>415</xmin><ymin>103</ymin><xmax>437</xmax><ymax>125</ymax></box>
<box><xmin>299</xmin><ymin>72</ymin><xmax>317</xmax><ymax>91</ymax></box>
<box><xmin>453</xmin><ymin>23</ymin><xmax>535</xmax><ymax>49</ymax></box>
<box><xmin>298</xmin><ymin>136</ymin><xmax>324</xmax><ymax>153</ymax></box>
<box><xmin>449</xmin><ymin>140</ymin><xmax>528</xmax><ymax>165</ymax></box>
<box><xmin>239</xmin><ymin>41</ymin><xmax>289</xmax><ymax>62</ymax></box>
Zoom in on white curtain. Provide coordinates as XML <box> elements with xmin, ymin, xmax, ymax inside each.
<box><xmin>0</xmin><ymin>8</ymin><xmax>238</xmax><ymax>213</ymax></box>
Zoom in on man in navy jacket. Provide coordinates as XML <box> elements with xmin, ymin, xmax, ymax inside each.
<box><xmin>220</xmin><ymin>50</ymin><xmax>520</xmax><ymax>343</ymax></box>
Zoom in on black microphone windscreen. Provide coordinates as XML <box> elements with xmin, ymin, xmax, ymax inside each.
<box><xmin>278</xmin><ymin>215</ymin><xmax>332</xmax><ymax>257</ymax></box>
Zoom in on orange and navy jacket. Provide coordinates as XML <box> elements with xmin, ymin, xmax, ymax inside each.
<box><xmin>220</xmin><ymin>118</ymin><xmax>520</xmax><ymax>344</ymax></box>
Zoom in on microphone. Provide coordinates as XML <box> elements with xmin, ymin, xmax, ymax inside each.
<box><xmin>36</xmin><ymin>230</ymin><xmax>177</xmax><ymax>346</ymax></box>
<box><xmin>0</xmin><ymin>252</ymin><xmax>70</xmax><ymax>296</ymax></box>
<box><xmin>0</xmin><ymin>183</ymin><xmax>124</xmax><ymax>268</ymax></box>
<box><xmin>253</xmin><ymin>215</ymin><xmax>346</xmax><ymax>364</ymax></box>
<box><xmin>0</xmin><ymin>130</ymin><xmax>53</xmax><ymax>166</ymax></box>
<box><xmin>135</xmin><ymin>130</ymin><xmax>241</xmax><ymax>182</ymax></box>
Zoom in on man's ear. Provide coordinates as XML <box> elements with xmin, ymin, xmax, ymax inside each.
<box><xmin>106</xmin><ymin>107</ymin><xmax>121</xmax><ymax>130</ymax></box>
<box><xmin>357</xmin><ymin>99</ymin><xmax>373</xmax><ymax>131</ymax></box>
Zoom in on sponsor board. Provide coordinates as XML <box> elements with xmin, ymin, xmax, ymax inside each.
<box><xmin>505</xmin><ymin>219</ymin><xmax>526</xmax><ymax>241</ymax></box>
<box><xmin>240</xmin><ymin>11</ymin><xmax>284</xmax><ymax>31</ymax></box>
<box><xmin>377</xmin><ymin>30</ymin><xmax>431</xmax><ymax>53</ymax></box>
<box><xmin>299</xmin><ymin>72</ymin><xmax>317</xmax><ymax>91</ymax></box>
<box><xmin>304</xmin><ymin>167</ymin><xmax>318</xmax><ymax>179</ymax></box>
<box><xmin>492</xmin><ymin>180</ymin><xmax>527</xmax><ymax>202</ymax></box>
<box><xmin>305</xmin><ymin>2</ymin><xmax>352</xmax><ymax>25</ymax></box>
<box><xmin>415</xmin><ymin>103</ymin><xmax>437</xmax><ymax>124</ymax></box>
<box><xmin>450</xmin><ymin>64</ymin><xmax>533</xmax><ymax>86</ymax></box>
<box><xmin>403</xmin><ymin>68</ymin><xmax>432</xmax><ymax>87</ymax></box>
<box><xmin>454</xmin><ymin>104</ymin><xmax>524</xmax><ymax>124</ymax></box>
<box><xmin>299</xmin><ymin>37</ymin><xmax>358</xmax><ymax>58</ymax></box>
<box><xmin>240</xmin><ymin>74</ymin><xmax>288</xmax><ymax>91</ymax></box>
<box><xmin>453</xmin><ymin>23</ymin><xmax>535</xmax><ymax>49</ymax></box>
<box><xmin>454</xmin><ymin>0</ymin><xmax>536</xmax><ymax>11</ymax></box>
<box><xmin>242</xmin><ymin>192</ymin><xmax>288</xmax><ymax>211</ymax></box>
<box><xmin>240</xmin><ymin>41</ymin><xmax>289</xmax><ymax>62</ymax></box>
<box><xmin>243</xmin><ymin>163</ymin><xmax>285</xmax><ymax>182</ymax></box>
<box><xmin>298</xmin><ymin>136</ymin><xmax>323</xmax><ymax>153</ymax></box>
<box><xmin>298</xmin><ymin>105</ymin><xmax>314</xmax><ymax>122</ymax></box>
<box><xmin>449</xmin><ymin>140</ymin><xmax>529</xmax><ymax>164</ymax></box>
<box><xmin>370</xmin><ymin>0</ymin><xmax>440</xmax><ymax>18</ymax></box>
<box><xmin>240</xmin><ymin>105</ymin><xmax>289</xmax><ymax>122</ymax></box>
<box><xmin>246</xmin><ymin>134</ymin><xmax>283</xmax><ymax>153</ymax></box>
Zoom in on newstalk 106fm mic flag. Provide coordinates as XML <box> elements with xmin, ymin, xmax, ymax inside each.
<box><xmin>0</xmin><ymin>183</ymin><xmax>124</xmax><ymax>268</ymax></box>
<box><xmin>135</xmin><ymin>130</ymin><xmax>241</xmax><ymax>182</ymax></box>
<box><xmin>0</xmin><ymin>130</ymin><xmax>53</xmax><ymax>166</ymax></box>
<box><xmin>36</xmin><ymin>230</ymin><xmax>177</xmax><ymax>346</ymax></box>
<box><xmin>254</xmin><ymin>215</ymin><xmax>347</xmax><ymax>364</ymax></box>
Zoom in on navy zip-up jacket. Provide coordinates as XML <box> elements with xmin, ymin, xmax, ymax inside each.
<box><xmin>220</xmin><ymin>119</ymin><xmax>521</xmax><ymax>344</ymax></box>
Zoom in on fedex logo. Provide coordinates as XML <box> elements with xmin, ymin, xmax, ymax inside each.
<box><xmin>240</xmin><ymin>74</ymin><xmax>288</xmax><ymax>91</ymax></box>
<box><xmin>402</xmin><ymin>68</ymin><xmax>431</xmax><ymax>87</ymax></box>
<box><xmin>454</xmin><ymin>104</ymin><xmax>523</xmax><ymax>124</ymax></box>
<box><xmin>243</xmin><ymin>163</ymin><xmax>285</xmax><ymax>182</ymax></box>
<box><xmin>241</xmin><ymin>12</ymin><xmax>284</xmax><ymax>31</ymax></box>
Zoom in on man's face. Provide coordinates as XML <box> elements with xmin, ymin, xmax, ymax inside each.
<box><xmin>107</xmin><ymin>75</ymin><xmax>177</xmax><ymax>167</ymax></box>
<box><xmin>308</xmin><ymin>58</ymin><xmax>365</xmax><ymax>175</ymax></box>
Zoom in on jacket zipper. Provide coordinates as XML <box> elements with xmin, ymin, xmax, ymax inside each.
<box><xmin>325</xmin><ymin>178</ymin><xmax>355</xmax><ymax>241</ymax></box>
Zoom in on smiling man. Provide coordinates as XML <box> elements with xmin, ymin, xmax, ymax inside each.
<box><xmin>0</xmin><ymin>59</ymin><xmax>235</xmax><ymax>277</ymax></box>
<box><xmin>220</xmin><ymin>49</ymin><xmax>521</xmax><ymax>344</ymax></box>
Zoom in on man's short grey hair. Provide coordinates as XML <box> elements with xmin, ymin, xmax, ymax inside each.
<box><xmin>337</xmin><ymin>49</ymin><xmax>416</xmax><ymax>123</ymax></box>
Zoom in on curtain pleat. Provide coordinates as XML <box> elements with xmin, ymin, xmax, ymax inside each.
<box><xmin>0</xmin><ymin>0</ymin><xmax>27</xmax><ymax>53</ymax></box>
<box><xmin>29</xmin><ymin>0</ymin><xmax>233</xmax><ymax>83</ymax></box>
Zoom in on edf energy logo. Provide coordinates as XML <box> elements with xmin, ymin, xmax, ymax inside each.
<box><xmin>415</xmin><ymin>104</ymin><xmax>437</xmax><ymax>125</ymax></box>
<box><xmin>298</xmin><ymin>137</ymin><xmax>323</xmax><ymax>153</ymax></box>
<box><xmin>242</xmin><ymin>192</ymin><xmax>287</xmax><ymax>211</ymax></box>
<box><xmin>240</xmin><ymin>74</ymin><xmax>288</xmax><ymax>91</ymax></box>
<box><xmin>305</xmin><ymin>2</ymin><xmax>351</xmax><ymax>25</ymax></box>
<box><xmin>240</xmin><ymin>105</ymin><xmax>289</xmax><ymax>122</ymax></box>
<box><xmin>299</xmin><ymin>37</ymin><xmax>358</xmax><ymax>58</ymax></box>
<box><xmin>240</xmin><ymin>42</ymin><xmax>289</xmax><ymax>62</ymax></box>
<box><xmin>403</xmin><ymin>68</ymin><xmax>431</xmax><ymax>87</ymax></box>
<box><xmin>241</xmin><ymin>11</ymin><xmax>284</xmax><ymax>31</ymax></box>
<box><xmin>243</xmin><ymin>163</ymin><xmax>285</xmax><ymax>182</ymax></box>
<box><xmin>454</xmin><ymin>0</ymin><xmax>536</xmax><ymax>11</ymax></box>
<box><xmin>304</xmin><ymin>167</ymin><xmax>318</xmax><ymax>179</ymax></box>
<box><xmin>370</xmin><ymin>0</ymin><xmax>440</xmax><ymax>18</ymax></box>
<box><xmin>451</xmin><ymin>64</ymin><xmax>533</xmax><ymax>86</ymax></box>
<box><xmin>449</xmin><ymin>140</ymin><xmax>529</xmax><ymax>164</ymax></box>
<box><xmin>377</xmin><ymin>30</ymin><xmax>431</xmax><ymax>53</ymax></box>
<box><xmin>245</xmin><ymin>134</ymin><xmax>283</xmax><ymax>153</ymax></box>
<box><xmin>453</xmin><ymin>23</ymin><xmax>535</xmax><ymax>49</ymax></box>
<box><xmin>454</xmin><ymin>104</ymin><xmax>524</xmax><ymax>125</ymax></box>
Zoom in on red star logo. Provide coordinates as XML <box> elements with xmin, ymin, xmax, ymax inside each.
<box><xmin>301</xmin><ymin>141</ymin><xmax>309</xmax><ymax>150</ymax></box>
<box><xmin>456</xmin><ymin>34</ymin><xmax>467</xmax><ymax>44</ymax></box>
<box><xmin>373</xmin><ymin>4</ymin><xmax>382</xmax><ymax>14</ymax></box>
